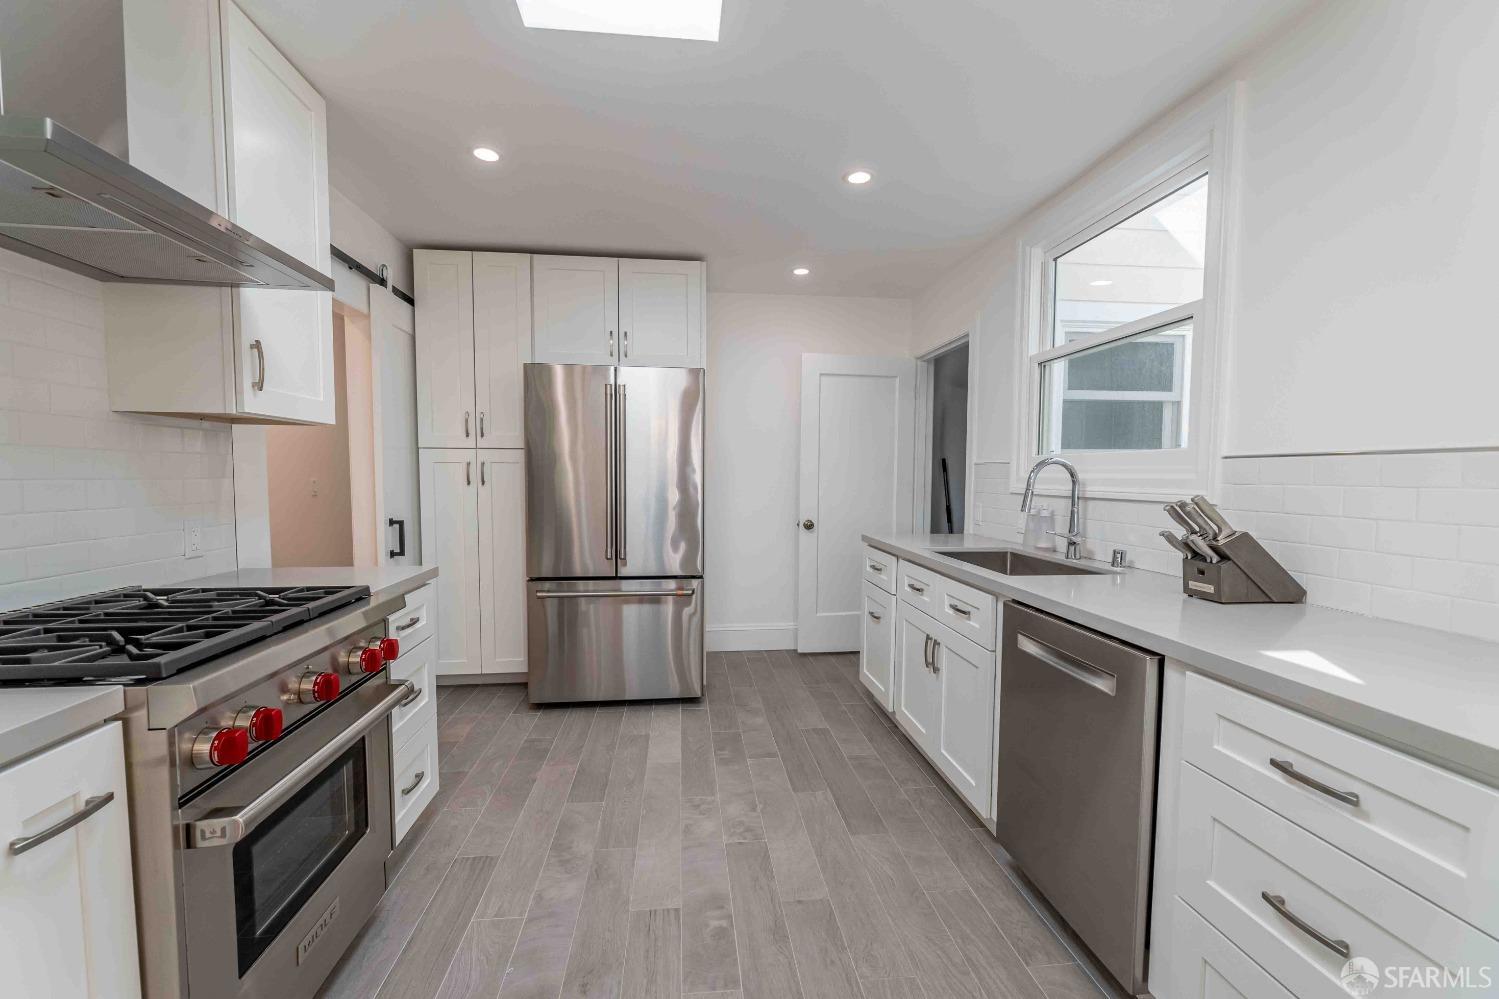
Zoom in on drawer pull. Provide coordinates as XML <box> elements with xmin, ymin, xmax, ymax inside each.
<box><xmin>948</xmin><ymin>603</ymin><xmax>972</xmax><ymax>618</ymax></box>
<box><xmin>869</xmin><ymin>561</ymin><xmax>886</xmax><ymax>573</ymax></box>
<box><xmin>1260</xmin><ymin>891</ymin><xmax>1350</xmax><ymax>958</ymax></box>
<box><xmin>395</xmin><ymin>615</ymin><xmax>421</xmax><ymax>634</ymax></box>
<box><xmin>398</xmin><ymin>684</ymin><xmax>423</xmax><ymax>708</ymax></box>
<box><xmin>9</xmin><ymin>792</ymin><xmax>114</xmax><ymax>856</ymax></box>
<box><xmin>907</xmin><ymin>581</ymin><xmax>926</xmax><ymax>594</ymax></box>
<box><xmin>868</xmin><ymin>610</ymin><xmax>882</xmax><ymax>622</ymax></box>
<box><xmin>401</xmin><ymin>770</ymin><xmax>426</xmax><ymax>796</ymax></box>
<box><xmin>1269</xmin><ymin>758</ymin><xmax>1360</xmax><ymax>807</ymax></box>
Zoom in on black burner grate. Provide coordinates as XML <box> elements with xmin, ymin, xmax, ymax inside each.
<box><xmin>0</xmin><ymin>585</ymin><xmax>370</xmax><ymax>683</ymax></box>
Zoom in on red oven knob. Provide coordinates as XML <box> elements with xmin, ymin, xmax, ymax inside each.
<box><xmin>235</xmin><ymin>706</ymin><xmax>284</xmax><ymax>742</ymax></box>
<box><xmin>297</xmin><ymin>671</ymin><xmax>341</xmax><ymax>703</ymax></box>
<box><xmin>378</xmin><ymin>637</ymin><xmax>400</xmax><ymax>662</ymax></box>
<box><xmin>344</xmin><ymin>645</ymin><xmax>383</xmax><ymax>675</ymax></box>
<box><xmin>192</xmin><ymin>726</ymin><xmax>251</xmax><ymax>769</ymax></box>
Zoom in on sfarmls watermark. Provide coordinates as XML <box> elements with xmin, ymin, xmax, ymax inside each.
<box><xmin>1340</xmin><ymin>958</ymin><xmax>1494</xmax><ymax>995</ymax></box>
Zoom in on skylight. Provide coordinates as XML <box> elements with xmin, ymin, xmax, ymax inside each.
<box><xmin>516</xmin><ymin>0</ymin><xmax>722</xmax><ymax>41</ymax></box>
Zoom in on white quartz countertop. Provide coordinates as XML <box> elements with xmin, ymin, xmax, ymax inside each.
<box><xmin>867</xmin><ymin>533</ymin><xmax>1499</xmax><ymax>784</ymax></box>
<box><xmin>0</xmin><ymin>686</ymin><xmax>125</xmax><ymax>769</ymax></box>
<box><xmin>183</xmin><ymin>564</ymin><xmax>438</xmax><ymax>609</ymax></box>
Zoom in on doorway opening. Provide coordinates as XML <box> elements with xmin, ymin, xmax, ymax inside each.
<box><xmin>919</xmin><ymin>339</ymin><xmax>970</xmax><ymax>534</ymax></box>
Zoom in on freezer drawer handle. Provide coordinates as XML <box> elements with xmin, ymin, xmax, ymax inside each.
<box><xmin>536</xmin><ymin>588</ymin><xmax>695</xmax><ymax>599</ymax></box>
<box><xmin>1269</xmin><ymin>758</ymin><xmax>1361</xmax><ymax>807</ymax></box>
<box><xmin>187</xmin><ymin>681</ymin><xmax>413</xmax><ymax>848</ymax></box>
<box><xmin>1260</xmin><ymin>891</ymin><xmax>1350</xmax><ymax>959</ymax></box>
<box><xmin>9</xmin><ymin>792</ymin><xmax>114</xmax><ymax>856</ymax></box>
<box><xmin>1015</xmin><ymin>632</ymin><xmax>1117</xmax><ymax>696</ymax></box>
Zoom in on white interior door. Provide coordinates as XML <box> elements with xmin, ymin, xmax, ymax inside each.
<box><xmin>372</xmin><ymin>285</ymin><xmax>420</xmax><ymax>565</ymax></box>
<box><xmin>419</xmin><ymin>449</ymin><xmax>481</xmax><ymax>676</ymax></box>
<box><xmin>797</xmin><ymin>354</ymin><xmax>915</xmax><ymax>652</ymax></box>
<box><xmin>478</xmin><ymin>450</ymin><xmax>527</xmax><ymax>677</ymax></box>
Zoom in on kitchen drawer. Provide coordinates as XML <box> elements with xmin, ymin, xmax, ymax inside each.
<box><xmin>1176</xmin><ymin>764</ymin><xmax>1499</xmax><ymax>999</ymax></box>
<box><xmin>386</xmin><ymin>582</ymin><xmax>435</xmax><ymax>653</ymax></box>
<box><xmin>1182</xmin><ymin>672</ymin><xmax>1499</xmax><ymax>939</ymax></box>
<box><xmin>860</xmin><ymin>581</ymin><xmax>896</xmax><ymax>712</ymax></box>
<box><xmin>862</xmin><ymin>544</ymin><xmax>897</xmax><ymax>595</ymax></box>
<box><xmin>391</xmin><ymin>717</ymin><xmax>439</xmax><ymax>845</ymax></box>
<box><xmin>388</xmin><ymin>633</ymin><xmax>436</xmax><ymax>751</ymax></box>
<box><xmin>897</xmin><ymin>560</ymin><xmax>942</xmax><ymax>618</ymax></box>
<box><xmin>934</xmin><ymin>574</ymin><xmax>997</xmax><ymax>651</ymax></box>
<box><xmin>1165</xmin><ymin>897</ymin><xmax>1293</xmax><ymax>999</ymax></box>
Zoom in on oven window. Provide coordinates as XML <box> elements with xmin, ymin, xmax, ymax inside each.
<box><xmin>232</xmin><ymin>741</ymin><xmax>369</xmax><ymax>975</ymax></box>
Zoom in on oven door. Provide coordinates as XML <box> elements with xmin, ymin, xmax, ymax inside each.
<box><xmin>178</xmin><ymin>680</ymin><xmax>407</xmax><ymax>999</ymax></box>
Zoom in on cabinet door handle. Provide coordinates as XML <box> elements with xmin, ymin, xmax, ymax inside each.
<box><xmin>478</xmin><ymin>412</ymin><xmax>486</xmax><ymax>438</ymax></box>
<box><xmin>608</xmin><ymin>330</ymin><xmax>615</xmax><ymax>358</ymax></box>
<box><xmin>250</xmin><ymin>339</ymin><xmax>266</xmax><ymax>392</ymax></box>
<box><xmin>1260</xmin><ymin>891</ymin><xmax>1350</xmax><ymax>958</ymax></box>
<box><xmin>623</xmin><ymin>330</ymin><xmax>630</xmax><ymax>358</ymax></box>
<box><xmin>1269</xmin><ymin>758</ymin><xmax>1360</xmax><ymax>807</ymax></box>
<box><xmin>868</xmin><ymin>610</ymin><xmax>882</xmax><ymax>622</ymax></box>
<box><xmin>480</xmin><ymin>461</ymin><xmax>487</xmax><ymax>486</ymax></box>
<box><xmin>464</xmin><ymin>411</ymin><xmax>471</xmax><ymax>438</ymax></box>
<box><xmin>9</xmin><ymin>792</ymin><xmax>115</xmax><ymax>856</ymax></box>
<box><xmin>868</xmin><ymin>561</ymin><xmax>886</xmax><ymax>573</ymax></box>
<box><xmin>465</xmin><ymin>461</ymin><xmax>472</xmax><ymax>486</ymax></box>
<box><xmin>387</xmin><ymin>517</ymin><xmax>407</xmax><ymax>559</ymax></box>
<box><xmin>948</xmin><ymin>603</ymin><xmax>971</xmax><ymax>618</ymax></box>
<box><xmin>907</xmin><ymin>581</ymin><xmax>926</xmax><ymax>594</ymax></box>
<box><xmin>401</xmin><ymin>770</ymin><xmax>426</xmax><ymax>796</ymax></box>
<box><xmin>922</xmin><ymin>635</ymin><xmax>933</xmax><ymax>672</ymax></box>
<box><xmin>930</xmin><ymin>639</ymin><xmax>941</xmax><ymax>673</ymax></box>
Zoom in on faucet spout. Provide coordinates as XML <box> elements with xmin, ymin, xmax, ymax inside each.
<box><xmin>1019</xmin><ymin>457</ymin><xmax>1084</xmax><ymax>559</ymax></box>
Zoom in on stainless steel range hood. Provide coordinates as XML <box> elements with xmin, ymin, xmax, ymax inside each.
<box><xmin>0</xmin><ymin>1</ymin><xmax>332</xmax><ymax>291</ymax></box>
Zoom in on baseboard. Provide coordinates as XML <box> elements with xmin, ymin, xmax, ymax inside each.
<box><xmin>706</xmin><ymin>623</ymin><xmax>797</xmax><ymax>652</ymax></box>
<box><xmin>436</xmin><ymin>671</ymin><xmax>528</xmax><ymax>686</ymax></box>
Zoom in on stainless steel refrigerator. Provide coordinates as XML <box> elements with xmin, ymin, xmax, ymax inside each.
<box><xmin>524</xmin><ymin>363</ymin><xmax>705</xmax><ymax>702</ymax></box>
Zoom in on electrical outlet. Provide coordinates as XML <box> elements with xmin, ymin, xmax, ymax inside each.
<box><xmin>310</xmin><ymin>477</ymin><xmax>320</xmax><ymax>497</ymax></box>
<box><xmin>186</xmin><ymin>527</ymin><xmax>204</xmax><ymax>559</ymax></box>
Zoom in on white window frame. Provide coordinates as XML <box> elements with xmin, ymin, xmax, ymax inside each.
<box><xmin>1010</xmin><ymin>88</ymin><xmax>1239</xmax><ymax>500</ymax></box>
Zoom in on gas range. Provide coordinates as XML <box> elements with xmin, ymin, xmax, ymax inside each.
<box><xmin>2</xmin><ymin>583</ymin><xmax>416</xmax><ymax>999</ymax></box>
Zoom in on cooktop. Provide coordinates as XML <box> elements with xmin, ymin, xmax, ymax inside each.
<box><xmin>0</xmin><ymin>585</ymin><xmax>371</xmax><ymax>684</ymax></box>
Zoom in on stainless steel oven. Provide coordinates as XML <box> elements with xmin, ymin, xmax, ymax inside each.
<box><xmin>175</xmin><ymin>678</ymin><xmax>404</xmax><ymax>997</ymax></box>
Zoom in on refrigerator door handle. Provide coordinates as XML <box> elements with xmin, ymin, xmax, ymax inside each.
<box><xmin>604</xmin><ymin>382</ymin><xmax>615</xmax><ymax>561</ymax></box>
<box><xmin>617</xmin><ymin>383</ymin><xmax>627</xmax><ymax>565</ymax></box>
<box><xmin>536</xmin><ymin>588</ymin><xmax>695</xmax><ymax>599</ymax></box>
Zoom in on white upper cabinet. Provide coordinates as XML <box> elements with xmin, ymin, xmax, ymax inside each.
<box><xmin>474</xmin><ymin>254</ymin><xmax>533</xmax><ymax>448</ymax></box>
<box><xmin>415</xmin><ymin>251</ymin><xmax>478</xmax><ymax>447</ymax></box>
<box><xmin>618</xmin><ymin>259</ymin><xmax>704</xmax><ymax>367</ymax></box>
<box><xmin>532</xmin><ymin>256</ymin><xmax>621</xmax><ymax>365</ymax></box>
<box><xmin>103</xmin><ymin>0</ymin><xmax>334</xmax><ymax>425</ymax></box>
<box><xmin>222</xmin><ymin>0</ymin><xmax>333</xmax><ymax>424</ymax></box>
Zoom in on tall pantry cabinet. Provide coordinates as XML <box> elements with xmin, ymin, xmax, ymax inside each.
<box><xmin>415</xmin><ymin>251</ymin><xmax>707</xmax><ymax>683</ymax></box>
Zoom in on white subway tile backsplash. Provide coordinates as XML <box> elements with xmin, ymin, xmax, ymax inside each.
<box><xmin>1376</xmin><ymin>520</ymin><xmax>1460</xmax><ymax>560</ymax></box>
<box><xmin>1302</xmin><ymin>575</ymin><xmax>1372</xmax><ymax>615</ymax></box>
<box><xmin>1338</xmin><ymin>549</ymin><xmax>1413</xmax><ymax>588</ymax></box>
<box><xmin>1312</xmin><ymin>518</ymin><xmax>1376</xmax><ymax>550</ymax></box>
<box><xmin>1411</xmin><ymin>559</ymin><xmax>1499</xmax><ymax>603</ymax></box>
<box><xmin>1451</xmin><ymin>599</ymin><xmax>1499</xmax><ymax>643</ymax></box>
<box><xmin>1369</xmin><ymin>586</ymin><xmax>1451</xmax><ymax>630</ymax></box>
<box><xmin>1257</xmin><ymin>456</ymin><xmax>1316</xmax><ymax>485</ymax></box>
<box><xmin>1461</xmin><ymin>527</ymin><xmax>1499</xmax><ymax>566</ymax></box>
<box><xmin>1221</xmin><ymin>484</ymin><xmax>1282</xmax><ymax>512</ymax></box>
<box><xmin>1380</xmin><ymin>451</ymin><xmax>1464</xmax><ymax>488</ymax></box>
<box><xmin>1282</xmin><ymin>485</ymin><xmax>1343</xmax><ymax>516</ymax></box>
<box><xmin>0</xmin><ymin>249</ymin><xmax>236</xmax><ymax>612</ymax></box>
<box><xmin>1461</xmin><ymin>451</ymin><xmax>1499</xmax><ymax>488</ymax></box>
<box><xmin>1312</xmin><ymin>454</ymin><xmax>1382</xmax><ymax>486</ymax></box>
<box><xmin>1342</xmin><ymin>486</ymin><xmax>1418</xmax><ymax>520</ymax></box>
<box><xmin>1222</xmin><ymin>457</ymin><xmax>1259</xmax><ymax>484</ymax></box>
<box><xmin>1417</xmin><ymin>488</ymin><xmax>1499</xmax><ymax>527</ymax></box>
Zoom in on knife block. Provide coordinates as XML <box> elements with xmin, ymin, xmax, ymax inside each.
<box><xmin>1181</xmin><ymin>554</ymin><xmax>1305</xmax><ymax>604</ymax></box>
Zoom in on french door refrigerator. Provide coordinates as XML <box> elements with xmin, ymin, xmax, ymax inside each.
<box><xmin>524</xmin><ymin>363</ymin><xmax>705</xmax><ymax>702</ymax></box>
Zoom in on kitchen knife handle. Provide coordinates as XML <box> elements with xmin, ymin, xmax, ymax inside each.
<box><xmin>1191</xmin><ymin>495</ymin><xmax>1235</xmax><ymax>539</ymax></box>
<box><xmin>1159</xmin><ymin>530</ymin><xmax>1194</xmax><ymax>558</ymax></box>
<box><xmin>1164</xmin><ymin>503</ymin><xmax>1198</xmax><ymax>535</ymax></box>
<box><xmin>1174</xmin><ymin>500</ymin><xmax>1217</xmax><ymax>538</ymax></box>
<box><xmin>1185</xmin><ymin>534</ymin><xmax>1223</xmax><ymax>563</ymax></box>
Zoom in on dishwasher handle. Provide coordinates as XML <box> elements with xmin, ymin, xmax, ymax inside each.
<box><xmin>1015</xmin><ymin>632</ymin><xmax>1117</xmax><ymax>696</ymax></box>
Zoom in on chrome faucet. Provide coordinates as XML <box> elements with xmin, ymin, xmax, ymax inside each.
<box><xmin>1020</xmin><ymin>457</ymin><xmax>1085</xmax><ymax>560</ymax></box>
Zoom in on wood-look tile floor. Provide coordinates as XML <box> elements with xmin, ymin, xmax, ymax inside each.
<box><xmin>319</xmin><ymin>652</ymin><xmax>1120</xmax><ymax>999</ymax></box>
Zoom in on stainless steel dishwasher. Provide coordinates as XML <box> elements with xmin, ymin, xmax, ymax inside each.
<box><xmin>996</xmin><ymin>602</ymin><xmax>1162</xmax><ymax>997</ymax></box>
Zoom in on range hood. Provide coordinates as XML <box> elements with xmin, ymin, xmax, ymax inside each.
<box><xmin>0</xmin><ymin>2</ymin><xmax>332</xmax><ymax>291</ymax></box>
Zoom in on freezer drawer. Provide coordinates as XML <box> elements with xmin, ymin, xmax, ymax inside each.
<box><xmin>527</xmin><ymin>579</ymin><xmax>704</xmax><ymax>703</ymax></box>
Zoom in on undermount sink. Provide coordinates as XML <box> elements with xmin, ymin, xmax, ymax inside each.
<box><xmin>931</xmin><ymin>548</ymin><xmax>1107</xmax><ymax>576</ymax></box>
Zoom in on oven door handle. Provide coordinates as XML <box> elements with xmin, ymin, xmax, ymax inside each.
<box><xmin>187</xmin><ymin>681</ymin><xmax>414</xmax><ymax>849</ymax></box>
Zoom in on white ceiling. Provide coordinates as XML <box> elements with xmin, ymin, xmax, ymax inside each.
<box><xmin>236</xmin><ymin>0</ymin><xmax>1308</xmax><ymax>298</ymax></box>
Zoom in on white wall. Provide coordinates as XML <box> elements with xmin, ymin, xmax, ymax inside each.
<box><xmin>330</xmin><ymin>186</ymin><xmax>413</xmax><ymax>295</ymax></box>
<box><xmin>914</xmin><ymin>0</ymin><xmax>1499</xmax><ymax>640</ymax></box>
<box><xmin>706</xmin><ymin>292</ymin><xmax>912</xmax><ymax>650</ymax></box>
<box><xmin>0</xmin><ymin>249</ymin><xmax>236</xmax><ymax>610</ymax></box>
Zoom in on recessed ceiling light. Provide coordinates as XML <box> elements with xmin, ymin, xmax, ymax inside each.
<box><xmin>844</xmin><ymin>169</ymin><xmax>873</xmax><ymax>185</ymax></box>
<box><xmin>516</xmin><ymin>0</ymin><xmax>722</xmax><ymax>41</ymax></box>
<box><xmin>473</xmin><ymin>146</ymin><xmax>501</xmax><ymax>162</ymax></box>
<box><xmin>1089</xmin><ymin>279</ymin><xmax>1113</xmax><ymax>287</ymax></box>
<box><xmin>792</xmin><ymin>267</ymin><xmax>811</xmax><ymax>277</ymax></box>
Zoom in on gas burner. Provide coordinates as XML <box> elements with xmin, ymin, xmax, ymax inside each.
<box><xmin>0</xmin><ymin>585</ymin><xmax>370</xmax><ymax>683</ymax></box>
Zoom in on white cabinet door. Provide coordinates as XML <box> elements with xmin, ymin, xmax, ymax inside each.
<box><xmin>415</xmin><ymin>250</ymin><xmax>478</xmax><ymax>448</ymax></box>
<box><xmin>0</xmin><ymin>723</ymin><xmax>141</xmax><ymax>999</ymax></box>
<box><xmin>895</xmin><ymin>602</ymin><xmax>940</xmax><ymax>756</ymax></box>
<box><xmin>618</xmin><ymin>259</ymin><xmax>703</xmax><ymax>367</ymax></box>
<box><xmin>532</xmin><ymin>255</ymin><xmax>619</xmax><ymax>365</ymax></box>
<box><xmin>419</xmin><ymin>449</ymin><xmax>481</xmax><ymax>676</ymax></box>
<box><xmin>221</xmin><ymin>0</ymin><xmax>334</xmax><ymax>424</ymax></box>
<box><xmin>931</xmin><ymin>623</ymin><xmax>995</xmax><ymax>817</ymax></box>
<box><xmin>478</xmin><ymin>450</ymin><xmax>527</xmax><ymax>677</ymax></box>
<box><xmin>474</xmin><ymin>253</ymin><xmax>533</xmax><ymax>449</ymax></box>
<box><xmin>860</xmin><ymin>581</ymin><xmax>896</xmax><ymax>711</ymax></box>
